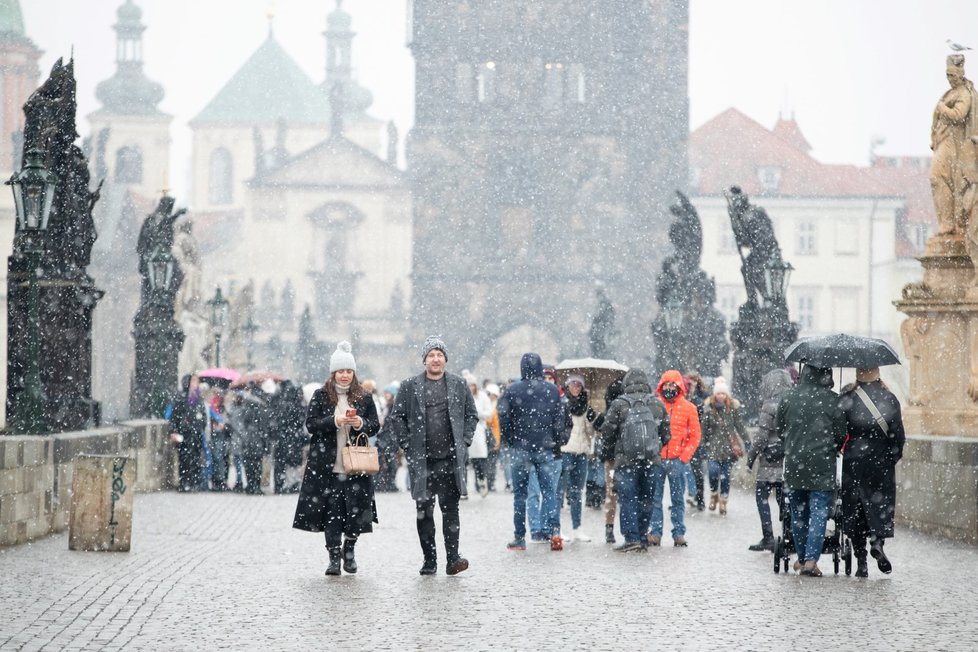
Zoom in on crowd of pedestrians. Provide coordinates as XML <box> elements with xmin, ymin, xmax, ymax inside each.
<box><xmin>166</xmin><ymin>335</ymin><xmax>906</xmax><ymax>581</ymax></box>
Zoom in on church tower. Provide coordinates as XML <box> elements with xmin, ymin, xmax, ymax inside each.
<box><xmin>0</xmin><ymin>0</ymin><xmax>41</xmax><ymax>176</ymax></box>
<box><xmin>408</xmin><ymin>0</ymin><xmax>689</xmax><ymax>368</ymax></box>
<box><xmin>88</xmin><ymin>0</ymin><xmax>171</xmax><ymax>197</ymax></box>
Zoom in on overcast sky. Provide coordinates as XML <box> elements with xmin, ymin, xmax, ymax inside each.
<box><xmin>20</xmin><ymin>0</ymin><xmax>978</xmax><ymax>201</ymax></box>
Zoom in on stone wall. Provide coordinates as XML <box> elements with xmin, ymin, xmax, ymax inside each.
<box><xmin>897</xmin><ymin>435</ymin><xmax>978</xmax><ymax>544</ymax></box>
<box><xmin>0</xmin><ymin>419</ymin><xmax>172</xmax><ymax>547</ymax></box>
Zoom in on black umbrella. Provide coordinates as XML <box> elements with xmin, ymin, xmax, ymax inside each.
<box><xmin>783</xmin><ymin>333</ymin><xmax>901</xmax><ymax>368</ymax></box>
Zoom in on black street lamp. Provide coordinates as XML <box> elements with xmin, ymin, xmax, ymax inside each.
<box><xmin>6</xmin><ymin>149</ymin><xmax>57</xmax><ymax>433</ymax></box>
<box><xmin>662</xmin><ymin>296</ymin><xmax>685</xmax><ymax>332</ymax></box>
<box><xmin>207</xmin><ymin>286</ymin><xmax>230</xmax><ymax>367</ymax></box>
<box><xmin>147</xmin><ymin>247</ymin><xmax>175</xmax><ymax>295</ymax></box>
<box><xmin>763</xmin><ymin>253</ymin><xmax>794</xmax><ymax>307</ymax></box>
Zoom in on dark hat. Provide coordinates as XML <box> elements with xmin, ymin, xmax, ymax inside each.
<box><xmin>421</xmin><ymin>335</ymin><xmax>448</xmax><ymax>362</ymax></box>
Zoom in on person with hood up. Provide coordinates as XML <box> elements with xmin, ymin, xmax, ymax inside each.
<box><xmin>293</xmin><ymin>342</ymin><xmax>381</xmax><ymax>576</ymax></box>
<box><xmin>651</xmin><ymin>369</ymin><xmax>701</xmax><ymax>547</ymax></box>
<box><xmin>498</xmin><ymin>352</ymin><xmax>567</xmax><ymax>552</ymax></box>
<box><xmin>593</xmin><ymin>378</ymin><xmax>624</xmax><ymax>543</ymax></box>
<box><xmin>601</xmin><ymin>369</ymin><xmax>670</xmax><ymax>552</ymax></box>
<box><xmin>839</xmin><ymin>367</ymin><xmax>905</xmax><ymax>577</ymax></box>
<box><xmin>699</xmin><ymin>377</ymin><xmax>750</xmax><ymax>516</ymax></box>
<box><xmin>746</xmin><ymin>368</ymin><xmax>794</xmax><ymax>552</ymax></box>
<box><xmin>388</xmin><ymin>336</ymin><xmax>478</xmax><ymax>576</ymax></box>
<box><xmin>776</xmin><ymin>365</ymin><xmax>847</xmax><ymax>577</ymax></box>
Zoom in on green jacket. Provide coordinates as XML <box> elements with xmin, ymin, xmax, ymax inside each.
<box><xmin>775</xmin><ymin>366</ymin><xmax>846</xmax><ymax>491</ymax></box>
<box><xmin>700</xmin><ymin>396</ymin><xmax>750</xmax><ymax>462</ymax></box>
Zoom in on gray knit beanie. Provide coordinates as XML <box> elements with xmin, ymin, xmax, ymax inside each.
<box><xmin>421</xmin><ymin>335</ymin><xmax>448</xmax><ymax>362</ymax></box>
<box><xmin>329</xmin><ymin>341</ymin><xmax>357</xmax><ymax>373</ymax></box>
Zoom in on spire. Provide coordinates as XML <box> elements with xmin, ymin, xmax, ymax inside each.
<box><xmin>322</xmin><ymin>0</ymin><xmax>372</xmax><ymax>119</ymax></box>
<box><xmin>266</xmin><ymin>2</ymin><xmax>274</xmax><ymax>38</ymax></box>
<box><xmin>0</xmin><ymin>0</ymin><xmax>25</xmax><ymax>36</ymax></box>
<box><xmin>95</xmin><ymin>0</ymin><xmax>164</xmax><ymax>115</ymax></box>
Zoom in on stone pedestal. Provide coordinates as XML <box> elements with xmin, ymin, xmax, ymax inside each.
<box><xmin>68</xmin><ymin>454</ymin><xmax>136</xmax><ymax>552</ymax></box>
<box><xmin>895</xmin><ymin>236</ymin><xmax>978</xmax><ymax>437</ymax></box>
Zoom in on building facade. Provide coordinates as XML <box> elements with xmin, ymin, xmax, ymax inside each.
<box><xmin>407</xmin><ymin>0</ymin><xmax>690</xmax><ymax>372</ymax></box>
<box><xmin>689</xmin><ymin>109</ymin><xmax>932</xmax><ymax>396</ymax></box>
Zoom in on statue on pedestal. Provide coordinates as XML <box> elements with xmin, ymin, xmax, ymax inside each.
<box><xmin>930</xmin><ymin>54</ymin><xmax>978</xmax><ymax>242</ymax></box>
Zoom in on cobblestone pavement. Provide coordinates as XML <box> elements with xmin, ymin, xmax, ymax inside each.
<box><xmin>1</xmin><ymin>478</ymin><xmax>976</xmax><ymax>651</ymax></box>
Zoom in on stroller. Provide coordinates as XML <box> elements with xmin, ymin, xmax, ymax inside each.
<box><xmin>773</xmin><ymin>483</ymin><xmax>853</xmax><ymax>575</ymax></box>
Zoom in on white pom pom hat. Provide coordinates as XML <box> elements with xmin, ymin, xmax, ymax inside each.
<box><xmin>329</xmin><ymin>341</ymin><xmax>357</xmax><ymax>373</ymax></box>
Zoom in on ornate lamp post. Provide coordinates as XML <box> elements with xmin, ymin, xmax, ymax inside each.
<box><xmin>147</xmin><ymin>248</ymin><xmax>175</xmax><ymax>297</ymax></box>
<box><xmin>763</xmin><ymin>254</ymin><xmax>793</xmax><ymax>307</ymax></box>
<box><xmin>207</xmin><ymin>287</ymin><xmax>230</xmax><ymax>367</ymax></box>
<box><xmin>662</xmin><ymin>296</ymin><xmax>685</xmax><ymax>333</ymax></box>
<box><xmin>6</xmin><ymin>149</ymin><xmax>57</xmax><ymax>433</ymax></box>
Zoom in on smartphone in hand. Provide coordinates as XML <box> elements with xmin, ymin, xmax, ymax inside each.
<box><xmin>345</xmin><ymin>409</ymin><xmax>357</xmax><ymax>419</ymax></box>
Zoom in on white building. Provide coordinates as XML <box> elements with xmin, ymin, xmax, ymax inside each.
<box><xmin>690</xmin><ymin>109</ymin><xmax>933</xmax><ymax>393</ymax></box>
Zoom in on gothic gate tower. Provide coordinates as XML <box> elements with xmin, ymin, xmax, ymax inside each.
<box><xmin>407</xmin><ymin>0</ymin><xmax>689</xmax><ymax>369</ymax></box>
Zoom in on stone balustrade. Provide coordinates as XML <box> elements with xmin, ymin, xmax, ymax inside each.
<box><xmin>0</xmin><ymin>420</ymin><xmax>172</xmax><ymax>547</ymax></box>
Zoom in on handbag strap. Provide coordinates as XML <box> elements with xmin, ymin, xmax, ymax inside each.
<box><xmin>346</xmin><ymin>430</ymin><xmax>370</xmax><ymax>447</ymax></box>
<box><xmin>853</xmin><ymin>386</ymin><xmax>888</xmax><ymax>435</ymax></box>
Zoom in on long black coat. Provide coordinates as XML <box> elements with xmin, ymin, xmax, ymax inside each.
<box><xmin>387</xmin><ymin>372</ymin><xmax>478</xmax><ymax>501</ymax></box>
<box><xmin>292</xmin><ymin>388</ymin><xmax>381</xmax><ymax>533</ymax></box>
<box><xmin>839</xmin><ymin>380</ymin><xmax>905</xmax><ymax>539</ymax></box>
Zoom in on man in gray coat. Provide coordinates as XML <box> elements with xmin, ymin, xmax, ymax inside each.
<box><xmin>388</xmin><ymin>336</ymin><xmax>479</xmax><ymax>575</ymax></box>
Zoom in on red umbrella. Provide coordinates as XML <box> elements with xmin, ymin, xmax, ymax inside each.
<box><xmin>229</xmin><ymin>370</ymin><xmax>285</xmax><ymax>389</ymax></box>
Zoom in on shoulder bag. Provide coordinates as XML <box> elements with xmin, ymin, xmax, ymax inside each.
<box><xmin>342</xmin><ymin>432</ymin><xmax>380</xmax><ymax>475</ymax></box>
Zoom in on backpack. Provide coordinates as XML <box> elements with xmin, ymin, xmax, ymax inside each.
<box><xmin>615</xmin><ymin>395</ymin><xmax>665</xmax><ymax>465</ymax></box>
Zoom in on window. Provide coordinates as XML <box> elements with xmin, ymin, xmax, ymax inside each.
<box><xmin>912</xmin><ymin>223</ymin><xmax>931</xmax><ymax>251</ymax></box>
<box><xmin>115</xmin><ymin>145</ymin><xmax>142</xmax><ymax>184</ymax></box>
<box><xmin>543</xmin><ymin>62</ymin><xmax>564</xmax><ymax>110</ymax></box>
<box><xmin>208</xmin><ymin>147</ymin><xmax>233</xmax><ymax>205</ymax></box>
<box><xmin>797</xmin><ymin>220</ymin><xmax>817</xmax><ymax>255</ymax></box>
<box><xmin>456</xmin><ymin>63</ymin><xmax>475</xmax><ymax>103</ymax></box>
<box><xmin>718</xmin><ymin>218</ymin><xmax>737</xmax><ymax>254</ymax></box>
<box><xmin>757</xmin><ymin>166</ymin><xmax>782</xmax><ymax>193</ymax></box>
<box><xmin>568</xmin><ymin>63</ymin><xmax>586</xmax><ymax>103</ymax></box>
<box><xmin>717</xmin><ymin>287</ymin><xmax>740</xmax><ymax>325</ymax></box>
<box><xmin>476</xmin><ymin>62</ymin><xmax>495</xmax><ymax>103</ymax></box>
<box><xmin>795</xmin><ymin>292</ymin><xmax>817</xmax><ymax>332</ymax></box>
<box><xmin>835</xmin><ymin>218</ymin><xmax>859</xmax><ymax>255</ymax></box>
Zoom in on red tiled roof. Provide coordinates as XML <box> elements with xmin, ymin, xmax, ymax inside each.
<box><xmin>690</xmin><ymin>108</ymin><xmax>892</xmax><ymax>197</ymax></box>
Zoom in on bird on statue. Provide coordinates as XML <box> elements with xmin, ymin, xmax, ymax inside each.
<box><xmin>947</xmin><ymin>39</ymin><xmax>973</xmax><ymax>52</ymax></box>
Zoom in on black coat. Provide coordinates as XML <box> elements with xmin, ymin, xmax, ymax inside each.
<box><xmin>839</xmin><ymin>380</ymin><xmax>905</xmax><ymax>539</ymax></box>
<box><xmin>292</xmin><ymin>388</ymin><xmax>381</xmax><ymax>533</ymax></box>
<box><xmin>387</xmin><ymin>372</ymin><xmax>478</xmax><ymax>501</ymax></box>
<box><xmin>167</xmin><ymin>393</ymin><xmax>207</xmax><ymax>454</ymax></box>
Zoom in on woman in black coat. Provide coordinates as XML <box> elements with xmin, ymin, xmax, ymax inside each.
<box><xmin>839</xmin><ymin>367</ymin><xmax>905</xmax><ymax>577</ymax></box>
<box><xmin>292</xmin><ymin>342</ymin><xmax>380</xmax><ymax>576</ymax></box>
<box><xmin>167</xmin><ymin>374</ymin><xmax>208</xmax><ymax>492</ymax></box>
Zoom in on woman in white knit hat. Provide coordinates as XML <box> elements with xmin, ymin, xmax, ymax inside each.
<box><xmin>293</xmin><ymin>341</ymin><xmax>380</xmax><ymax>577</ymax></box>
<box><xmin>699</xmin><ymin>376</ymin><xmax>750</xmax><ymax>515</ymax></box>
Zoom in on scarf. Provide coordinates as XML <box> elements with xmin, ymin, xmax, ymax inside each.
<box><xmin>333</xmin><ymin>383</ymin><xmax>353</xmax><ymax>474</ymax></box>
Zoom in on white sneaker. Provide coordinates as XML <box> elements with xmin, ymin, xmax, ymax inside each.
<box><xmin>571</xmin><ymin>528</ymin><xmax>591</xmax><ymax>542</ymax></box>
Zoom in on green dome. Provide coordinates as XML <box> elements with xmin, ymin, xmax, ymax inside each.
<box><xmin>117</xmin><ymin>0</ymin><xmax>142</xmax><ymax>23</ymax></box>
<box><xmin>0</xmin><ymin>0</ymin><xmax>25</xmax><ymax>36</ymax></box>
<box><xmin>326</xmin><ymin>0</ymin><xmax>352</xmax><ymax>31</ymax></box>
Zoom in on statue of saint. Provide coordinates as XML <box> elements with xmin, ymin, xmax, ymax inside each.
<box><xmin>724</xmin><ymin>186</ymin><xmax>779</xmax><ymax>306</ymax></box>
<box><xmin>930</xmin><ymin>54</ymin><xmax>978</xmax><ymax>238</ymax></box>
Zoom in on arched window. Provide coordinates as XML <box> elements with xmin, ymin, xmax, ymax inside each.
<box><xmin>115</xmin><ymin>145</ymin><xmax>143</xmax><ymax>183</ymax></box>
<box><xmin>208</xmin><ymin>147</ymin><xmax>233</xmax><ymax>205</ymax></box>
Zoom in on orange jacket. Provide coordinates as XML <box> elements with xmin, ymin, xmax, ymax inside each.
<box><xmin>656</xmin><ymin>370</ymin><xmax>702</xmax><ymax>464</ymax></box>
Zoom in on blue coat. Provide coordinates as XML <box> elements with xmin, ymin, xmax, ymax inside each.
<box><xmin>497</xmin><ymin>353</ymin><xmax>565</xmax><ymax>453</ymax></box>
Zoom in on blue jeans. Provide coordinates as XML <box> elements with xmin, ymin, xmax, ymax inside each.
<box><xmin>708</xmin><ymin>459</ymin><xmax>733</xmax><ymax>496</ymax></box>
<box><xmin>650</xmin><ymin>458</ymin><xmax>688</xmax><ymax>538</ymax></box>
<box><xmin>588</xmin><ymin>456</ymin><xmax>605</xmax><ymax>489</ymax></box>
<box><xmin>615</xmin><ymin>462</ymin><xmax>661</xmax><ymax>543</ymax></box>
<box><xmin>561</xmin><ymin>453</ymin><xmax>589</xmax><ymax>529</ymax></box>
<box><xmin>787</xmin><ymin>489</ymin><xmax>833</xmax><ymax>563</ymax></box>
<box><xmin>511</xmin><ymin>448</ymin><xmax>562</xmax><ymax>540</ymax></box>
<box><xmin>527</xmin><ymin>468</ymin><xmax>541</xmax><ymax>533</ymax></box>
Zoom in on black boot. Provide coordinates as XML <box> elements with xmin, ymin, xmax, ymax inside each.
<box><xmin>748</xmin><ymin>536</ymin><xmax>775</xmax><ymax>552</ymax></box>
<box><xmin>325</xmin><ymin>548</ymin><xmax>341</xmax><ymax>576</ymax></box>
<box><xmin>342</xmin><ymin>538</ymin><xmax>358</xmax><ymax>574</ymax></box>
<box><xmin>855</xmin><ymin>556</ymin><xmax>869</xmax><ymax>578</ymax></box>
<box><xmin>870</xmin><ymin>539</ymin><xmax>892</xmax><ymax>574</ymax></box>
